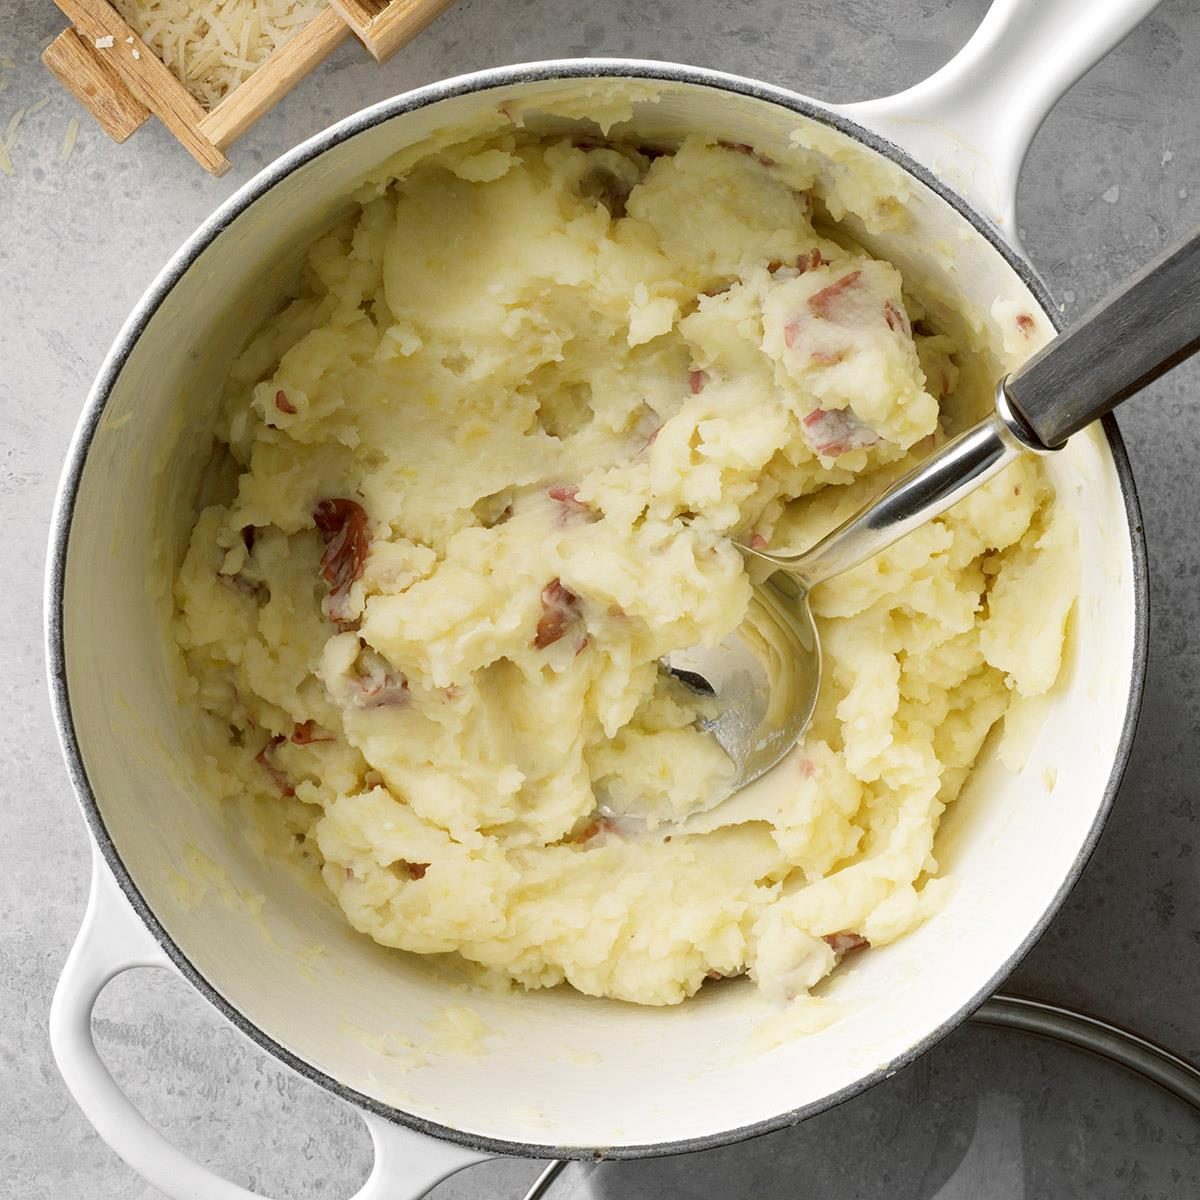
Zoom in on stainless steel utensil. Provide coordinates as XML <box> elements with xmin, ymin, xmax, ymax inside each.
<box><xmin>676</xmin><ymin>225</ymin><xmax>1200</xmax><ymax>823</ymax></box>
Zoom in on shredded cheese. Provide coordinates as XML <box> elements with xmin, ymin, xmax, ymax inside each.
<box><xmin>0</xmin><ymin>92</ymin><xmax>52</xmax><ymax>177</ymax></box>
<box><xmin>60</xmin><ymin>117</ymin><xmax>79</xmax><ymax>164</ymax></box>
<box><xmin>4</xmin><ymin>107</ymin><xmax>25</xmax><ymax>152</ymax></box>
<box><xmin>109</xmin><ymin>0</ymin><xmax>329</xmax><ymax>108</ymax></box>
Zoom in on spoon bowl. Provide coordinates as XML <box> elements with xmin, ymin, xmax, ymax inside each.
<box><xmin>665</xmin><ymin>563</ymin><xmax>820</xmax><ymax>788</ymax></box>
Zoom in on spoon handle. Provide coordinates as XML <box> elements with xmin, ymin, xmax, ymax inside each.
<box><xmin>763</xmin><ymin>392</ymin><xmax>1037</xmax><ymax>587</ymax></box>
<box><xmin>1005</xmin><ymin>225</ymin><xmax>1200</xmax><ymax>448</ymax></box>
<box><xmin>750</xmin><ymin>225</ymin><xmax>1200</xmax><ymax>588</ymax></box>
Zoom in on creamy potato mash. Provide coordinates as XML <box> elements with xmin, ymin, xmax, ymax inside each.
<box><xmin>175</xmin><ymin>130</ymin><xmax>1073</xmax><ymax>1007</ymax></box>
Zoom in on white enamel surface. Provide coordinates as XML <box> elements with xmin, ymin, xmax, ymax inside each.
<box><xmin>839</xmin><ymin>0</ymin><xmax>1163</xmax><ymax>238</ymax></box>
<box><xmin>56</xmin><ymin>72</ymin><xmax>1140</xmax><ymax>1154</ymax></box>
<box><xmin>48</xmin><ymin>851</ymin><xmax>483</xmax><ymax>1199</ymax></box>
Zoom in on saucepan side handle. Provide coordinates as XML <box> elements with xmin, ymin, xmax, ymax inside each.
<box><xmin>49</xmin><ymin>845</ymin><xmax>488</xmax><ymax>1200</ymax></box>
<box><xmin>835</xmin><ymin>0</ymin><xmax>1162</xmax><ymax>243</ymax></box>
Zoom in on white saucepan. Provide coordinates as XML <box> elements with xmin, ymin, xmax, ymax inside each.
<box><xmin>46</xmin><ymin>1</ymin><xmax>1155</xmax><ymax>1195</ymax></box>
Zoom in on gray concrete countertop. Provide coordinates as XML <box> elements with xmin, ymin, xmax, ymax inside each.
<box><xmin>3</xmin><ymin>1</ymin><xmax>1199</xmax><ymax>1196</ymax></box>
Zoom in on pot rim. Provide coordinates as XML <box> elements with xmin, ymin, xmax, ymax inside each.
<box><xmin>44</xmin><ymin>56</ymin><xmax>1149</xmax><ymax>1161</ymax></box>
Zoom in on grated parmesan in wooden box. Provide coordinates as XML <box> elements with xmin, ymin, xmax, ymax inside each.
<box><xmin>41</xmin><ymin>0</ymin><xmax>456</xmax><ymax>175</ymax></box>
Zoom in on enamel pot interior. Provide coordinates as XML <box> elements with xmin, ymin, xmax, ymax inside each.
<box><xmin>50</xmin><ymin>63</ymin><xmax>1146</xmax><ymax>1157</ymax></box>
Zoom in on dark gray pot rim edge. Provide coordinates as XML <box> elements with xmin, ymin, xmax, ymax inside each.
<box><xmin>43</xmin><ymin>57</ymin><xmax>1150</xmax><ymax>1164</ymax></box>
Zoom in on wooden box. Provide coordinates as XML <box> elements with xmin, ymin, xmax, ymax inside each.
<box><xmin>42</xmin><ymin>0</ymin><xmax>456</xmax><ymax>175</ymax></box>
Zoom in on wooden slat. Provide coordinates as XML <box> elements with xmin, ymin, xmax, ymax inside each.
<box><xmin>51</xmin><ymin>0</ymin><xmax>230</xmax><ymax>175</ymax></box>
<box><xmin>330</xmin><ymin>0</ymin><xmax>385</xmax><ymax>26</ymax></box>
<box><xmin>42</xmin><ymin>27</ymin><xmax>149</xmax><ymax>143</ymax></box>
<box><xmin>200</xmin><ymin>7</ymin><xmax>352</xmax><ymax>150</ymax></box>
<box><xmin>333</xmin><ymin>0</ymin><xmax>455</xmax><ymax>63</ymax></box>
<box><xmin>328</xmin><ymin>0</ymin><xmax>380</xmax><ymax>58</ymax></box>
<box><xmin>364</xmin><ymin>0</ymin><xmax>457</xmax><ymax>61</ymax></box>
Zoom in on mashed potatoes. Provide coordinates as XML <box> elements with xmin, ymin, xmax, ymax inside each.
<box><xmin>174</xmin><ymin>130</ymin><xmax>1074</xmax><ymax>1007</ymax></box>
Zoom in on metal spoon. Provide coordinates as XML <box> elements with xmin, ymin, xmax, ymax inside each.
<box><xmin>666</xmin><ymin>224</ymin><xmax>1200</xmax><ymax>829</ymax></box>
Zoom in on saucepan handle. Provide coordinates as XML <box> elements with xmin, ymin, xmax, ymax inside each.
<box><xmin>835</xmin><ymin>0</ymin><xmax>1162</xmax><ymax>243</ymax></box>
<box><xmin>49</xmin><ymin>847</ymin><xmax>487</xmax><ymax>1200</ymax></box>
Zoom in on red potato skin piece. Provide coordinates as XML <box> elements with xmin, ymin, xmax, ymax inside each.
<box><xmin>883</xmin><ymin>300</ymin><xmax>907</xmax><ymax>333</ymax></box>
<box><xmin>689</xmin><ymin>369</ymin><xmax>708</xmax><ymax>395</ymax></box>
<box><xmin>275</xmin><ymin>389</ymin><xmax>297</xmax><ymax>414</ymax></box>
<box><xmin>291</xmin><ymin>720</ymin><xmax>333</xmax><ymax>745</ymax></box>
<box><xmin>356</xmin><ymin>672</ymin><xmax>409</xmax><ymax>709</ymax></box>
<box><xmin>314</xmin><ymin>498</ymin><xmax>369</xmax><ymax>598</ymax></box>
<box><xmin>808</xmin><ymin>271</ymin><xmax>862</xmax><ymax>319</ymax></box>
<box><xmin>785</xmin><ymin>261</ymin><xmax>856</xmax><ymax>350</ymax></box>
<box><xmin>1016</xmin><ymin>312</ymin><xmax>1036</xmax><ymax>335</ymax></box>
<box><xmin>716</xmin><ymin>139</ymin><xmax>776</xmax><ymax>167</ymax></box>
<box><xmin>548</xmin><ymin>484</ymin><xmax>593</xmax><ymax>525</ymax></box>
<box><xmin>548</xmin><ymin>484</ymin><xmax>588</xmax><ymax>512</ymax></box>
<box><xmin>801</xmin><ymin>408</ymin><xmax>879</xmax><ymax>458</ymax></box>
<box><xmin>769</xmin><ymin>248</ymin><xmax>824</xmax><ymax>275</ymax></box>
<box><xmin>255</xmin><ymin>735</ymin><xmax>294</xmax><ymax>797</ymax></box>
<box><xmin>344</xmin><ymin>650</ymin><xmax>409</xmax><ymax>709</ymax></box>
<box><xmin>572</xmin><ymin>815</ymin><xmax>617</xmax><ymax>843</ymax></box>
<box><xmin>823</xmin><ymin>930</ymin><xmax>870</xmax><ymax>955</ymax></box>
<box><xmin>535</xmin><ymin>578</ymin><xmax>581</xmax><ymax>649</ymax></box>
<box><xmin>749</xmin><ymin>532</ymin><xmax>768</xmax><ymax>550</ymax></box>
